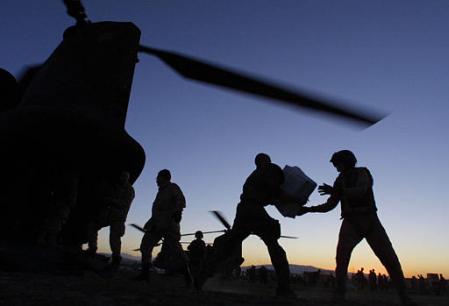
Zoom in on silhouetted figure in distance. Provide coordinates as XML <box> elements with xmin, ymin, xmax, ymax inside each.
<box><xmin>187</xmin><ymin>231</ymin><xmax>207</xmax><ymax>278</ymax></box>
<box><xmin>300</xmin><ymin>150</ymin><xmax>415</xmax><ymax>305</ymax></box>
<box><xmin>369</xmin><ymin>269</ymin><xmax>377</xmax><ymax>291</ymax></box>
<box><xmin>440</xmin><ymin>274</ymin><xmax>447</xmax><ymax>294</ymax></box>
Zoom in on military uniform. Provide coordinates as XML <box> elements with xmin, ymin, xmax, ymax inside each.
<box><xmin>139</xmin><ymin>182</ymin><xmax>186</xmax><ymax>273</ymax></box>
<box><xmin>212</xmin><ymin>163</ymin><xmax>292</xmax><ymax>294</ymax></box>
<box><xmin>108</xmin><ymin>181</ymin><xmax>134</xmax><ymax>262</ymax></box>
<box><xmin>87</xmin><ymin>180</ymin><xmax>134</xmax><ymax>263</ymax></box>
<box><xmin>37</xmin><ymin>171</ymin><xmax>79</xmax><ymax>246</ymax></box>
<box><xmin>187</xmin><ymin>238</ymin><xmax>206</xmax><ymax>277</ymax></box>
<box><xmin>188</xmin><ymin>239</ymin><xmax>206</xmax><ymax>266</ymax></box>
<box><xmin>308</xmin><ymin>167</ymin><xmax>408</xmax><ymax>300</ymax></box>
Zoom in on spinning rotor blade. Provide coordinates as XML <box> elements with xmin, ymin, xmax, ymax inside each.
<box><xmin>280</xmin><ymin>235</ymin><xmax>298</xmax><ymax>239</ymax></box>
<box><xmin>210</xmin><ymin>211</ymin><xmax>231</xmax><ymax>230</ymax></box>
<box><xmin>129</xmin><ymin>223</ymin><xmax>146</xmax><ymax>233</ymax></box>
<box><xmin>139</xmin><ymin>45</ymin><xmax>386</xmax><ymax>127</ymax></box>
<box><xmin>181</xmin><ymin>230</ymin><xmax>227</xmax><ymax>236</ymax></box>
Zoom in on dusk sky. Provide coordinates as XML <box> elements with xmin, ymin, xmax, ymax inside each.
<box><xmin>2</xmin><ymin>0</ymin><xmax>449</xmax><ymax>277</ymax></box>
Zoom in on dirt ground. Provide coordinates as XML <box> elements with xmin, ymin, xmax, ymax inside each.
<box><xmin>1</xmin><ymin>269</ymin><xmax>448</xmax><ymax>306</ymax></box>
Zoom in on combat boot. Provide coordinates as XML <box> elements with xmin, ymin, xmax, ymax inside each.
<box><xmin>111</xmin><ymin>254</ymin><xmax>121</xmax><ymax>268</ymax></box>
<box><xmin>134</xmin><ymin>263</ymin><xmax>150</xmax><ymax>282</ymax></box>
<box><xmin>84</xmin><ymin>247</ymin><xmax>97</xmax><ymax>258</ymax></box>
<box><xmin>183</xmin><ymin>265</ymin><xmax>193</xmax><ymax>288</ymax></box>
<box><xmin>193</xmin><ymin>259</ymin><xmax>215</xmax><ymax>290</ymax></box>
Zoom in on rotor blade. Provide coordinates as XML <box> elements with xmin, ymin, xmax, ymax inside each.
<box><xmin>210</xmin><ymin>211</ymin><xmax>231</xmax><ymax>230</ymax></box>
<box><xmin>132</xmin><ymin>248</ymin><xmax>141</xmax><ymax>252</ymax></box>
<box><xmin>280</xmin><ymin>235</ymin><xmax>298</xmax><ymax>239</ymax></box>
<box><xmin>129</xmin><ymin>223</ymin><xmax>146</xmax><ymax>233</ymax></box>
<box><xmin>181</xmin><ymin>230</ymin><xmax>227</xmax><ymax>236</ymax></box>
<box><xmin>139</xmin><ymin>45</ymin><xmax>386</xmax><ymax>127</ymax></box>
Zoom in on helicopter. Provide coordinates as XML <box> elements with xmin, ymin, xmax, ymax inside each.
<box><xmin>0</xmin><ymin>0</ymin><xmax>384</xmax><ymax>264</ymax></box>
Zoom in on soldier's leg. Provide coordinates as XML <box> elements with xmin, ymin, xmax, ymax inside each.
<box><xmin>212</xmin><ymin>204</ymin><xmax>252</xmax><ymax>270</ymax></box>
<box><xmin>257</xmin><ymin>215</ymin><xmax>291</xmax><ymax>295</ymax></box>
<box><xmin>164</xmin><ymin>223</ymin><xmax>193</xmax><ymax>286</ymax></box>
<box><xmin>365</xmin><ymin>215</ymin><xmax>411</xmax><ymax>305</ymax></box>
<box><xmin>195</xmin><ymin>204</ymin><xmax>251</xmax><ymax>290</ymax></box>
<box><xmin>335</xmin><ymin>219</ymin><xmax>363</xmax><ymax>297</ymax></box>
<box><xmin>110</xmin><ymin>221</ymin><xmax>125</xmax><ymax>265</ymax></box>
<box><xmin>86</xmin><ymin>221</ymin><xmax>98</xmax><ymax>255</ymax></box>
<box><xmin>139</xmin><ymin>230</ymin><xmax>162</xmax><ymax>269</ymax></box>
<box><xmin>262</xmin><ymin>236</ymin><xmax>291</xmax><ymax>291</ymax></box>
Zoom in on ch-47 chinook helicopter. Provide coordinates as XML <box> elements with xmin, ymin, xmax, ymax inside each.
<box><xmin>0</xmin><ymin>0</ymin><xmax>384</xmax><ymax>268</ymax></box>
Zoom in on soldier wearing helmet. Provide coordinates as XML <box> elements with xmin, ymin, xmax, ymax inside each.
<box><xmin>300</xmin><ymin>150</ymin><xmax>414</xmax><ymax>306</ymax></box>
<box><xmin>187</xmin><ymin>231</ymin><xmax>207</xmax><ymax>277</ymax></box>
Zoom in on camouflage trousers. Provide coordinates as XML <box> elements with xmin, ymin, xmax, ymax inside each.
<box><xmin>37</xmin><ymin>200</ymin><xmax>74</xmax><ymax>246</ymax></box>
<box><xmin>214</xmin><ymin>201</ymin><xmax>290</xmax><ymax>290</ymax></box>
<box><xmin>139</xmin><ymin>222</ymin><xmax>186</xmax><ymax>270</ymax></box>
<box><xmin>336</xmin><ymin>214</ymin><xmax>407</xmax><ymax>297</ymax></box>
<box><xmin>87</xmin><ymin>221</ymin><xmax>125</xmax><ymax>258</ymax></box>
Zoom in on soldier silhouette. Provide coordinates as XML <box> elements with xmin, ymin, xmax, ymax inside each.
<box><xmin>136</xmin><ymin>169</ymin><xmax>190</xmax><ymax>284</ymax></box>
<box><xmin>187</xmin><ymin>231</ymin><xmax>207</xmax><ymax>278</ymax></box>
<box><xmin>196</xmin><ymin>153</ymin><xmax>297</xmax><ymax>298</ymax></box>
<box><xmin>299</xmin><ymin>150</ymin><xmax>415</xmax><ymax>305</ymax></box>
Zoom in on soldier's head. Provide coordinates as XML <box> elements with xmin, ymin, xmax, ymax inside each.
<box><xmin>255</xmin><ymin>153</ymin><xmax>271</xmax><ymax>168</ymax></box>
<box><xmin>119</xmin><ymin>171</ymin><xmax>130</xmax><ymax>185</ymax></box>
<box><xmin>156</xmin><ymin>169</ymin><xmax>171</xmax><ymax>187</ymax></box>
<box><xmin>330</xmin><ymin>150</ymin><xmax>357</xmax><ymax>173</ymax></box>
<box><xmin>195</xmin><ymin>231</ymin><xmax>203</xmax><ymax>239</ymax></box>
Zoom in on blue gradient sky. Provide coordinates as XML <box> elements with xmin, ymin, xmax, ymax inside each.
<box><xmin>2</xmin><ymin>1</ymin><xmax>449</xmax><ymax>277</ymax></box>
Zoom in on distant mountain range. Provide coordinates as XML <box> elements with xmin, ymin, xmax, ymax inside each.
<box><xmin>242</xmin><ymin>264</ymin><xmax>334</xmax><ymax>275</ymax></box>
<box><xmin>118</xmin><ymin>253</ymin><xmax>335</xmax><ymax>275</ymax></box>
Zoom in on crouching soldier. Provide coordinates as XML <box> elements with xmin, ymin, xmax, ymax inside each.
<box><xmin>299</xmin><ymin>150</ymin><xmax>415</xmax><ymax>306</ymax></box>
<box><xmin>197</xmin><ymin>153</ymin><xmax>296</xmax><ymax>298</ymax></box>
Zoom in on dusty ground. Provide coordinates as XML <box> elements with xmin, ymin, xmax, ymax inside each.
<box><xmin>1</xmin><ymin>269</ymin><xmax>448</xmax><ymax>306</ymax></box>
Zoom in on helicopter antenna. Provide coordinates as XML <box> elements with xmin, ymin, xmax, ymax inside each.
<box><xmin>63</xmin><ymin>0</ymin><xmax>89</xmax><ymax>25</ymax></box>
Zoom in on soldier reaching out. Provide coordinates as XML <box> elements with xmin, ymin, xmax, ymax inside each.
<box><xmin>299</xmin><ymin>150</ymin><xmax>415</xmax><ymax>306</ymax></box>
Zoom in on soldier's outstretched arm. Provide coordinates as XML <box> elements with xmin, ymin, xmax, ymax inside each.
<box><xmin>298</xmin><ymin>179</ymin><xmax>341</xmax><ymax>215</ymax></box>
<box><xmin>304</xmin><ymin>194</ymin><xmax>339</xmax><ymax>213</ymax></box>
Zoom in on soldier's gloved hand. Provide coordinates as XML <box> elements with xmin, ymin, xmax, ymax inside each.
<box><xmin>318</xmin><ymin>183</ymin><xmax>333</xmax><ymax>195</ymax></box>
